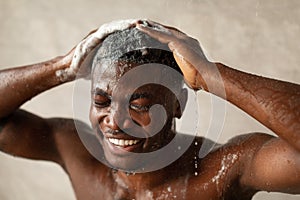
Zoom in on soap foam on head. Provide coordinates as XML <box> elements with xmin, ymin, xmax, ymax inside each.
<box><xmin>91</xmin><ymin>25</ymin><xmax>183</xmax><ymax>90</ymax></box>
<box><xmin>56</xmin><ymin>19</ymin><xmax>146</xmax><ymax>81</ymax></box>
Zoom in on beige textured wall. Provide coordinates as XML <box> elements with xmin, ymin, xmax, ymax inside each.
<box><xmin>0</xmin><ymin>0</ymin><xmax>299</xmax><ymax>199</ymax></box>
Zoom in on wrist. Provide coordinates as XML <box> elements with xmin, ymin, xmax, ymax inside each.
<box><xmin>191</xmin><ymin>61</ymin><xmax>215</xmax><ymax>91</ymax></box>
<box><xmin>52</xmin><ymin>54</ymin><xmax>76</xmax><ymax>83</ymax></box>
<box><xmin>195</xmin><ymin>62</ymin><xmax>227</xmax><ymax>97</ymax></box>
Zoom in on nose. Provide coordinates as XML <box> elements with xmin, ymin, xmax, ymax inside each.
<box><xmin>103</xmin><ymin>110</ymin><xmax>120</xmax><ymax>130</ymax></box>
<box><xmin>103</xmin><ymin>104</ymin><xmax>132</xmax><ymax>131</ymax></box>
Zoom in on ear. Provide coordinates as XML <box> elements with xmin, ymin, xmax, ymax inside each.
<box><xmin>174</xmin><ymin>88</ymin><xmax>188</xmax><ymax>119</ymax></box>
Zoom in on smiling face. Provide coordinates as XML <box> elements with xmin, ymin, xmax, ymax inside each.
<box><xmin>89</xmin><ymin>62</ymin><xmax>186</xmax><ymax>170</ymax></box>
<box><xmin>88</xmin><ymin>28</ymin><xmax>185</xmax><ymax>171</ymax></box>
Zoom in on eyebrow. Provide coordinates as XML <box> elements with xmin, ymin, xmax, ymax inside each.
<box><xmin>130</xmin><ymin>93</ymin><xmax>152</xmax><ymax>101</ymax></box>
<box><xmin>91</xmin><ymin>88</ymin><xmax>151</xmax><ymax>101</ymax></box>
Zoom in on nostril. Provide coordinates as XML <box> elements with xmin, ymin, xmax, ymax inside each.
<box><xmin>104</xmin><ymin>116</ymin><xmax>110</xmax><ymax>124</ymax></box>
<box><xmin>103</xmin><ymin>113</ymin><xmax>121</xmax><ymax>131</ymax></box>
<box><xmin>112</xmin><ymin>129</ymin><xmax>120</xmax><ymax>135</ymax></box>
<box><xmin>102</xmin><ymin>115</ymin><xmax>112</xmax><ymax>126</ymax></box>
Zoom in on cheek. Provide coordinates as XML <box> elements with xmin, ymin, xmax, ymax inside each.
<box><xmin>89</xmin><ymin>107</ymin><xmax>104</xmax><ymax>128</ymax></box>
<box><xmin>129</xmin><ymin>111</ymin><xmax>151</xmax><ymax>126</ymax></box>
<box><xmin>89</xmin><ymin>111</ymin><xmax>97</xmax><ymax>129</ymax></box>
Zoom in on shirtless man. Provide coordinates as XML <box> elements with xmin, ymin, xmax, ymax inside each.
<box><xmin>0</xmin><ymin>20</ymin><xmax>299</xmax><ymax>200</ymax></box>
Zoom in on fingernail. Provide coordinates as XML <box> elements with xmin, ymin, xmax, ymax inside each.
<box><xmin>137</xmin><ymin>24</ymin><xmax>146</xmax><ymax>29</ymax></box>
<box><xmin>136</xmin><ymin>20</ymin><xmax>144</xmax><ymax>24</ymax></box>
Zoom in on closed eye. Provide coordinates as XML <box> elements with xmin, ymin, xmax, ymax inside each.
<box><xmin>129</xmin><ymin>92</ymin><xmax>152</xmax><ymax>112</ymax></box>
<box><xmin>94</xmin><ymin>100</ymin><xmax>111</xmax><ymax>108</ymax></box>
<box><xmin>129</xmin><ymin>104</ymin><xmax>150</xmax><ymax>112</ymax></box>
<box><xmin>92</xmin><ymin>88</ymin><xmax>111</xmax><ymax>108</ymax></box>
<box><xmin>93</xmin><ymin>95</ymin><xmax>111</xmax><ymax>108</ymax></box>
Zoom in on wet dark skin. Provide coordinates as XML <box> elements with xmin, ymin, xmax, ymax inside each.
<box><xmin>0</xmin><ymin>21</ymin><xmax>300</xmax><ymax>200</ymax></box>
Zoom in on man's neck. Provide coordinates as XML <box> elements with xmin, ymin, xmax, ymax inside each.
<box><xmin>110</xmin><ymin>146</ymin><xmax>198</xmax><ymax>191</ymax></box>
<box><xmin>111</xmin><ymin>166</ymin><xmax>170</xmax><ymax>191</ymax></box>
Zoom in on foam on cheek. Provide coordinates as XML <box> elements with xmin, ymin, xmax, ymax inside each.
<box><xmin>56</xmin><ymin>19</ymin><xmax>145</xmax><ymax>81</ymax></box>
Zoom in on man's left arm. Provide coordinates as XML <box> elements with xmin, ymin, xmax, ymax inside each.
<box><xmin>209</xmin><ymin>63</ymin><xmax>300</xmax><ymax>193</ymax></box>
<box><xmin>137</xmin><ymin>20</ymin><xmax>300</xmax><ymax>193</ymax></box>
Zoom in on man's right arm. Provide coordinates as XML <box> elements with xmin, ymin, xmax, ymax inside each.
<box><xmin>0</xmin><ymin>54</ymin><xmax>73</xmax><ymax>118</ymax></box>
<box><xmin>0</xmin><ymin>53</ymin><xmax>75</xmax><ymax>164</ymax></box>
<box><xmin>0</xmin><ymin>19</ymin><xmax>141</xmax><ymax>164</ymax></box>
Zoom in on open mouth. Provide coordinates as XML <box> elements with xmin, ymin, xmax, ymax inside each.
<box><xmin>104</xmin><ymin>136</ymin><xmax>144</xmax><ymax>154</ymax></box>
<box><xmin>107</xmin><ymin>138</ymin><xmax>141</xmax><ymax>147</ymax></box>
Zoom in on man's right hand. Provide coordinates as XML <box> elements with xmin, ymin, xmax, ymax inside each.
<box><xmin>56</xmin><ymin>19</ymin><xmax>140</xmax><ymax>81</ymax></box>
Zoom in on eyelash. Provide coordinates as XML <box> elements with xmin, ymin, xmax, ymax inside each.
<box><xmin>129</xmin><ymin>104</ymin><xmax>150</xmax><ymax>112</ymax></box>
<box><xmin>93</xmin><ymin>98</ymin><xmax>151</xmax><ymax>112</ymax></box>
<box><xmin>93</xmin><ymin>100</ymin><xmax>111</xmax><ymax>108</ymax></box>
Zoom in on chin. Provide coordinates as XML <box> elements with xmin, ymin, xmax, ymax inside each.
<box><xmin>104</xmin><ymin>150</ymin><xmax>147</xmax><ymax>172</ymax></box>
<box><xmin>94</xmin><ymin>125</ymin><xmax>174</xmax><ymax>172</ymax></box>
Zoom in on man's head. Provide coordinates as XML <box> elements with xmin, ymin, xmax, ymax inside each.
<box><xmin>89</xmin><ymin>27</ymin><xmax>187</xmax><ymax>171</ymax></box>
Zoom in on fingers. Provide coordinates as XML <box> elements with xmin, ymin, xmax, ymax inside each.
<box><xmin>136</xmin><ymin>22</ymin><xmax>174</xmax><ymax>44</ymax></box>
<box><xmin>64</xmin><ymin>19</ymin><xmax>188</xmax><ymax>81</ymax></box>
<box><xmin>145</xmin><ymin>20</ymin><xmax>186</xmax><ymax>35</ymax></box>
<box><xmin>136</xmin><ymin>20</ymin><xmax>188</xmax><ymax>46</ymax></box>
<box><xmin>70</xmin><ymin>19</ymin><xmax>140</xmax><ymax>73</ymax></box>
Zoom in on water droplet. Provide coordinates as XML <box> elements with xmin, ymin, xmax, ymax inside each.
<box><xmin>194</xmin><ymin>141</ymin><xmax>198</xmax><ymax>146</ymax></box>
<box><xmin>177</xmin><ymin>146</ymin><xmax>181</xmax><ymax>150</ymax></box>
<box><xmin>167</xmin><ymin>186</ymin><xmax>172</xmax><ymax>192</ymax></box>
<box><xmin>126</xmin><ymin>171</ymin><xmax>134</xmax><ymax>176</ymax></box>
<box><xmin>194</xmin><ymin>172</ymin><xmax>198</xmax><ymax>176</ymax></box>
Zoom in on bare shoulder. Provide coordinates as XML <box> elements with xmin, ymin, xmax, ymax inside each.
<box><xmin>193</xmin><ymin>132</ymin><xmax>274</xmax><ymax>158</ymax></box>
<box><xmin>48</xmin><ymin>117</ymin><xmax>92</xmax><ymax>140</ymax></box>
<box><xmin>48</xmin><ymin>117</ymin><xmax>108</xmax><ymax>178</ymax></box>
<box><xmin>193</xmin><ymin>133</ymin><xmax>275</xmax><ymax>183</ymax></box>
<box><xmin>176</xmin><ymin>133</ymin><xmax>276</xmax><ymax>199</ymax></box>
<box><xmin>206</xmin><ymin>132</ymin><xmax>275</xmax><ymax>164</ymax></box>
<box><xmin>226</xmin><ymin>132</ymin><xmax>274</xmax><ymax>146</ymax></box>
<box><xmin>0</xmin><ymin>110</ymin><xmax>95</xmax><ymax>167</ymax></box>
<box><xmin>47</xmin><ymin>117</ymin><xmax>96</xmax><ymax>162</ymax></box>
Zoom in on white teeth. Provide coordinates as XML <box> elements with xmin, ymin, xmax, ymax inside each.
<box><xmin>124</xmin><ymin>140</ymin><xmax>129</xmax><ymax>146</ymax></box>
<box><xmin>108</xmin><ymin>138</ymin><xmax>140</xmax><ymax>147</ymax></box>
<box><xmin>129</xmin><ymin>140</ymin><xmax>133</xmax><ymax>145</ymax></box>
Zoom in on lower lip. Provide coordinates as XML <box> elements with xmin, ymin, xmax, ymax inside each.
<box><xmin>104</xmin><ymin>138</ymin><xmax>144</xmax><ymax>155</ymax></box>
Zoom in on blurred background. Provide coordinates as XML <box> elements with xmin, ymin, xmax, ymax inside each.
<box><xmin>0</xmin><ymin>0</ymin><xmax>299</xmax><ymax>199</ymax></box>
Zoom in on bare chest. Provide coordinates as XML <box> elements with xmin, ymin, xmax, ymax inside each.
<box><xmin>70</xmin><ymin>170</ymin><xmax>253</xmax><ymax>200</ymax></box>
<box><xmin>66</xmin><ymin>139</ymin><xmax>255</xmax><ymax>200</ymax></box>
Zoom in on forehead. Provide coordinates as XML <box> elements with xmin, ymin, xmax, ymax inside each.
<box><xmin>92</xmin><ymin>62</ymin><xmax>164</xmax><ymax>91</ymax></box>
<box><xmin>91</xmin><ymin>61</ymin><xmax>183</xmax><ymax>99</ymax></box>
